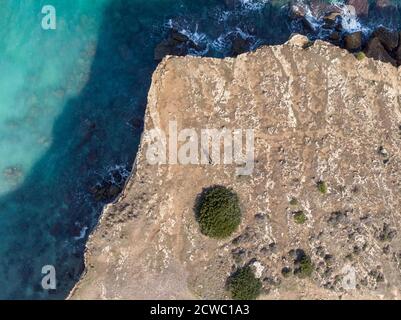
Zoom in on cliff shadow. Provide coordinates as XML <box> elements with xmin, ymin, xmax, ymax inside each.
<box><xmin>0</xmin><ymin>0</ymin><xmax>292</xmax><ymax>299</ymax></box>
<box><xmin>0</xmin><ymin>0</ymin><xmax>160</xmax><ymax>299</ymax></box>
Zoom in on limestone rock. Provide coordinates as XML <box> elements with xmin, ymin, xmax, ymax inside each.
<box><xmin>287</xmin><ymin>34</ymin><xmax>310</xmax><ymax>48</ymax></box>
<box><xmin>346</xmin><ymin>0</ymin><xmax>369</xmax><ymax>16</ymax></box>
<box><xmin>70</xmin><ymin>40</ymin><xmax>401</xmax><ymax>300</ymax></box>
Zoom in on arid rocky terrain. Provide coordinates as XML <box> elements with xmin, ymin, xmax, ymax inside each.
<box><xmin>70</xmin><ymin>35</ymin><xmax>401</xmax><ymax>300</ymax></box>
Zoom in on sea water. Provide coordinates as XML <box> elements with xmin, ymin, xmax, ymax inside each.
<box><xmin>0</xmin><ymin>0</ymin><xmax>399</xmax><ymax>299</ymax></box>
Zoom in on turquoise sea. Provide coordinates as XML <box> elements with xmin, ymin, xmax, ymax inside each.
<box><xmin>0</xmin><ymin>0</ymin><xmax>400</xmax><ymax>299</ymax></box>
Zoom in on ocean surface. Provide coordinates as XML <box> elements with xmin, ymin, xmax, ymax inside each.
<box><xmin>0</xmin><ymin>0</ymin><xmax>400</xmax><ymax>299</ymax></box>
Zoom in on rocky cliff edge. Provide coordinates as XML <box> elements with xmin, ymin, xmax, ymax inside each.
<box><xmin>70</xmin><ymin>36</ymin><xmax>401</xmax><ymax>300</ymax></box>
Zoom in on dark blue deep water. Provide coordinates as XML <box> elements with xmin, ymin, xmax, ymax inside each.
<box><xmin>0</xmin><ymin>0</ymin><xmax>400</xmax><ymax>299</ymax></box>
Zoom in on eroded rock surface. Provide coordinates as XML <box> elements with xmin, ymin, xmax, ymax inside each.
<box><xmin>70</xmin><ymin>37</ymin><xmax>401</xmax><ymax>300</ymax></box>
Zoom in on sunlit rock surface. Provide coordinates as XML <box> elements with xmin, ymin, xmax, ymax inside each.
<box><xmin>70</xmin><ymin>37</ymin><xmax>401</xmax><ymax>300</ymax></box>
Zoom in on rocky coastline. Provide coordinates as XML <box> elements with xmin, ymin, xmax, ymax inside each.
<box><xmin>155</xmin><ymin>0</ymin><xmax>401</xmax><ymax>67</ymax></box>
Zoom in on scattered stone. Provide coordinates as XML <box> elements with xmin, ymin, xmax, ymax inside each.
<box><xmin>315</xmin><ymin>246</ymin><xmax>325</xmax><ymax>257</ymax></box>
<box><xmin>346</xmin><ymin>0</ymin><xmax>369</xmax><ymax>16</ymax></box>
<box><xmin>324</xmin><ymin>254</ymin><xmax>334</xmax><ymax>264</ymax></box>
<box><xmin>383</xmin><ymin>244</ymin><xmax>390</xmax><ymax>254</ymax></box>
<box><xmin>269</xmin><ymin>242</ymin><xmax>278</xmax><ymax>253</ymax></box>
<box><xmin>231</xmin><ymin>247</ymin><xmax>246</xmax><ymax>263</ymax></box>
<box><xmin>377</xmin><ymin>146</ymin><xmax>389</xmax><ymax>160</ymax></box>
<box><xmin>289</xmin><ymin>248</ymin><xmax>305</xmax><ymax>261</ymax></box>
<box><xmin>232</xmin><ymin>231</ymin><xmax>251</xmax><ymax>245</ymax></box>
<box><xmin>344</xmin><ymin>31</ymin><xmax>362</xmax><ymax>51</ymax></box>
<box><xmin>254</xmin><ymin>213</ymin><xmax>266</xmax><ymax>221</ymax></box>
<box><xmin>252</xmin><ymin>260</ymin><xmax>265</xmax><ymax>278</ymax></box>
<box><xmin>369</xmin><ymin>269</ymin><xmax>385</xmax><ymax>283</ymax></box>
<box><xmin>287</xmin><ymin>34</ymin><xmax>310</xmax><ymax>48</ymax></box>
<box><xmin>327</xmin><ymin>211</ymin><xmax>348</xmax><ymax>226</ymax></box>
<box><xmin>310</xmin><ymin>0</ymin><xmax>341</xmax><ymax>17</ymax></box>
<box><xmin>231</xmin><ymin>36</ymin><xmax>250</xmax><ymax>56</ymax></box>
<box><xmin>377</xmin><ymin>223</ymin><xmax>397</xmax><ymax>242</ymax></box>
<box><xmin>329</xmin><ymin>31</ymin><xmax>341</xmax><ymax>42</ymax></box>
<box><xmin>323</xmin><ymin>12</ymin><xmax>341</xmax><ymax>28</ymax></box>
<box><xmin>353</xmin><ymin>245</ymin><xmax>361</xmax><ymax>255</ymax></box>
<box><xmin>364</xmin><ymin>37</ymin><xmax>397</xmax><ymax>66</ymax></box>
<box><xmin>373</xmin><ymin>26</ymin><xmax>399</xmax><ymax>52</ymax></box>
<box><xmin>281</xmin><ymin>266</ymin><xmax>292</xmax><ymax>278</ymax></box>
<box><xmin>263</xmin><ymin>276</ymin><xmax>276</xmax><ymax>285</ymax></box>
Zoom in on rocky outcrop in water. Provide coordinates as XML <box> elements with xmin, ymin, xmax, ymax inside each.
<box><xmin>154</xmin><ymin>29</ymin><xmax>202</xmax><ymax>61</ymax></box>
<box><xmin>288</xmin><ymin>1</ymin><xmax>401</xmax><ymax>66</ymax></box>
<box><xmin>70</xmin><ymin>36</ymin><xmax>401</xmax><ymax>300</ymax></box>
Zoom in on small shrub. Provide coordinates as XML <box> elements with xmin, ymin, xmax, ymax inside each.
<box><xmin>228</xmin><ymin>266</ymin><xmax>262</xmax><ymax>300</ymax></box>
<box><xmin>293</xmin><ymin>211</ymin><xmax>307</xmax><ymax>224</ymax></box>
<box><xmin>354</xmin><ymin>51</ymin><xmax>366</xmax><ymax>60</ymax></box>
<box><xmin>289</xmin><ymin>198</ymin><xmax>298</xmax><ymax>206</ymax></box>
<box><xmin>195</xmin><ymin>185</ymin><xmax>241</xmax><ymax>238</ymax></box>
<box><xmin>297</xmin><ymin>255</ymin><xmax>314</xmax><ymax>278</ymax></box>
<box><xmin>317</xmin><ymin>181</ymin><xmax>328</xmax><ymax>194</ymax></box>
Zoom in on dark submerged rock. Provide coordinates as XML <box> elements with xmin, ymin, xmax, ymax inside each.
<box><xmin>323</xmin><ymin>12</ymin><xmax>341</xmax><ymax>28</ymax></box>
<box><xmin>344</xmin><ymin>31</ymin><xmax>362</xmax><ymax>51</ymax></box>
<box><xmin>364</xmin><ymin>37</ymin><xmax>397</xmax><ymax>66</ymax></box>
<box><xmin>231</xmin><ymin>36</ymin><xmax>251</xmax><ymax>56</ymax></box>
<box><xmin>90</xmin><ymin>182</ymin><xmax>122</xmax><ymax>202</ymax></box>
<box><xmin>373</xmin><ymin>26</ymin><xmax>399</xmax><ymax>52</ymax></box>
<box><xmin>154</xmin><ymin>30</ymin><xmax>197</xmax><ymax>61</ymax></box>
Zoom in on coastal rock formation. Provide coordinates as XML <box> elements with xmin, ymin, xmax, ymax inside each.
<box><xmin>70</xmin><ymin>36</ymin><xmax>401</xmax><ymax>300</ymax></box>
<box><xmin>287</xmin><ymin>2</ymin><xmax>401</xmax><ymax>66</ymax></box>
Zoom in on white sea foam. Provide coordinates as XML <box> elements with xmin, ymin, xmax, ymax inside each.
<box><xmin>338</xmin><ymin>4</ymin><xmax>370</xmax><ymax>34</ymax></box>
<box><xmin>73</xmin><ymin>226</ymin><xmax>88</xmax><ymax>241</ymax></box>
<box><xmin>163</xmin><ymin>0</ymin><xmax>391</xmax><ymax>58</ymax></box>
<box><xmin>239</xmin><ymin>0</ymin><xmax>270</xmax><ymax>11</ymax></box>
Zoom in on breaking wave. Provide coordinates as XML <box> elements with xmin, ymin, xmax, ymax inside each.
<box><xmin>162</xmin><ymin>0</ymin><xmax>400</xmax><ymax>57</ymax></box>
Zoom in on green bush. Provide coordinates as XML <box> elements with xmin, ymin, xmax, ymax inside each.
<box><xmin>228</xmin><ymin>266</ymin><xmax>262</xmax><ymax>300</ymax></box>
<box><xmin>289</xmin><ymin>198</ymin><xmax>298</xmax><ymax>206</ymax></box>
<box><xmin>317</xmin><ymin>181</ymin><xmax>328</xmax><ymax>194</ymax></box>
<box><xmin>195</xmin><ymin>186</ymin><xmax>241</xmax><ymax>238</ymax></box>
<box><xmin>298</xmin><ymin>256</ymin><xmax>314</xmax><ymax>278</ymax></box>
<box><xmin>293</xmin><ymin>211</ymin><xmax>307</xmax><ymax>224</ymax></box>
<box><xmin>354</xmin><ymin>51</ymin><xmax>366</xmax><ymax>60</ymax></box>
